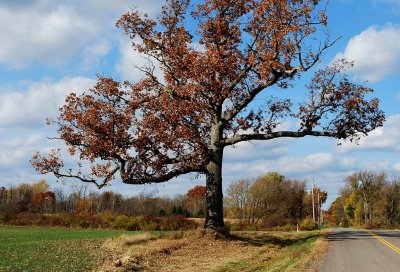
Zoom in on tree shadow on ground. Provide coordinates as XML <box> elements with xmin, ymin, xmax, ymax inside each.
<box><xmin>228</xmin><ymin>232</ymin><xmax>321</xmax><ymax>247</ymax></box>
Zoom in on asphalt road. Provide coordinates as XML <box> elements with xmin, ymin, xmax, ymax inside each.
<box><xmin>323</xmin><ymin>228</ymin><xmax>400</xmax><ymax>272</ymax></box>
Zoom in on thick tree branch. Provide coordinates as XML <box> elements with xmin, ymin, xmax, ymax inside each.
<box><xmin>223</xmin><ymin>130</ymin><xmax>337</xmax><ymax>146</ymax></box>
<box><xmin>121</xmin><ymin>166</ymin><xmax>206</xmax><ymax>185</ymax></box>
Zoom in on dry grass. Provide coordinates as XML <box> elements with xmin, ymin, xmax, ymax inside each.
<box><xmin>95</xmin><ymin>229</ymin><xmax>328</xmax><ymax>272</ymax></box>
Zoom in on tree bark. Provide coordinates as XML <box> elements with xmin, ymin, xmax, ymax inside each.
<box><xmin>205</xmin><ymin>156</ymin><xmax>224</xmax><ymax>230</ymax></box>
<box><xmin>204</xmin><ymin>122</ymin><xmax>225</xmax><ymax>231</ymax></box>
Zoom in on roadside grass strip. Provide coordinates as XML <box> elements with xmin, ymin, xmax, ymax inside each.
<box><xmin>365</xmin><ymin>230</ymin><xmax>400</xmax><ymax>255</ymax></box>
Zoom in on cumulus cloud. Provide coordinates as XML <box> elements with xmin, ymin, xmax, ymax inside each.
<box><xmin>334</xmin><ymin>24</ymin><xmax>400</xmax><ymax>82</ymax></box>
<box><xmin>0</xmin><ymin>76</ymin><xmax>94</xmax><ymax>127</ymax></box>
<box><xmin>0</xmin><ymin>0</ymin><xmax>163</xmax><ymax>68</ymax></box>
<box><xmin>115</xmin><ymin>39</ymin><xmax>144</xmax><ymax>82</ymax></box>
<box><xmin>81</xmin><ymin>40</ymin><xmax>112</xmax><ymax>70</ymax></box>
<box><xmin>223</xmin><ymin>152</ymin><xmax>334</xmax><ymax>180</ymax></box>
<box><xmin>224</xmin><ymin>138</ymin><xmax>291</xmax><ymax>162</ymax></box>
<box><xmin>392</xmin><ymin>162</ymin><xmax>400</xmax><ymax>171</ymax></box>
<box><xmin>0</xmin><ymin>76</ymin><xmax>96</xmax><ymax>187</ymax></box>
<box><xmin>0</xmin><ymin>130</ymin><xmax>45</xmax><ymax>167</ymax></box>
<box><xmin>115</xmin><ymin>38</ymin><xmax>165</xmax><ymax>82</ymax></box>
<box><xmin>0</xmin><ymin>5</ymin><xmax>96</xmax><ymax>67</ymax></box>
<box><xmin>339</xmin><ymin>157</ymin><xmax>358</xmax><ymax>168</ymax></box>
<box><xmin>338</xmin><ymin>114</ymin><xmax>400</xmax><ymax>152</ymax></box>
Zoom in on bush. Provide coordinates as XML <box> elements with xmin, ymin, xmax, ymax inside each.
<box><xmin>112</xmin><ymin>214</ymin><xmax>131</xmax><ymax>229</ymax></box>
<box><xmin>9</xmin><ymin>212</ymin><xmax>45</xmax><ymax>226</ymax></box>
<box><xmin>126</xmin><ymin>216</ymin><xmax>143</xmax><ymax>231</ymax></box>
<box><xmin>299</xmin><ymin>218</ymin><xmax>317</xmax><ymax>231</ymax></box>
<box><xmin>261</xmin><ymin>214</ymin><xmax>294</xmax><ymax>229</ymax></box>
<box><xmin>269</xmin><ymin>224</ymin><xmax>296</xmax><ymax>232</ymax></box>
<box><xmin>0</xmin><ymin>212</ymin><xmax>13</xmax><ymax>224</ymax></box>
<box><xmin>159</xmin><ymin>215</ymin><xmax>198</xmax><ymax>231</ymax></box>
<box><xmin>339</xmin><ymin>219</ymin><xmax>349</xmax><ymax>228</ymax></box>
<box><xmin>44</xmin><ymin>214</ymin><xmax>63</xmax><ymax>227</ymax></box>
<box><xmin>226</xmin><ymin>221</ymin><xmax>259</xmax><ymax>231</ymax></box>
<box><xmin>99</xmin><ymin>212</ymin><xmax>116</xmax><ymax>227</ymax></box>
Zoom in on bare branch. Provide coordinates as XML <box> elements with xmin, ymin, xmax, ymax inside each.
<box><xmin>51</xmin><ymin>166</ymin><xmax>120</xmax><ymax>190</ymax></box>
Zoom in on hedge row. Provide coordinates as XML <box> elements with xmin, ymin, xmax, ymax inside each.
<box><xmin>0</xmin><ymin>212</ymin><xmax>199</xmax><ymax>231</ymax></box>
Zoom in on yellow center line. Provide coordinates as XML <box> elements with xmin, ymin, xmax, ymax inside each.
<box><xmin>365</xmin><ymin>229</ymin><xmax>400</xmax><ymax>255</ymax></box>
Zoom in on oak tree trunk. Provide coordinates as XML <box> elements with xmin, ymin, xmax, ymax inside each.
<box><xmin>204</xmin><ymin>153</ymin><xmax>224</xmax><ymax>230</ymax></box>
<box><xmin>204</xmin><ymin>122</ymin><xmax>225</xmax><ymax>231</ymax></box>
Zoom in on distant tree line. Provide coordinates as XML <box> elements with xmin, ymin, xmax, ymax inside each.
<box><xmin>224</xmin><ymin>172</ymin><xmax>327</xmax><ymax>229</ymax></box>
<box><xmin>327</xmin><ymin>171</ymin><xmax>400</xmax><ymax>228</ymax></box>
<box><xmin>0</xmin><ymin>173</ymin><xmax>327</xmax><ymax>230</ymax></box>
<box><xmin>0</xmin><ymin>180</ymin><xmax>206</xmax><ymax>218</ymax></box>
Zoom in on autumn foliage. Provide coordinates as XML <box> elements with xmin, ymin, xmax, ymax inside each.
<box><xmin>186</xmin><ymin>185</ymin><xmax>206</xmax><ymax>217</ymax></box>
<box><xmin>0</xmin><ymin>180</ymin><xmax>199</xmax><ymax>231</ymax></box>
<box><xmin>327</xmin><ymin>171</ymin><xmax>400</xmax><ymax>228</ymax></box>
<box><xmin>224</xmin><ymin>172</ymin><xmax>327</xmax><ymax>229</ymax></box>
<box><xmin>32</xmin><ymin>0</ymin><xmax>384</xmax><ymax>231</ymax></box>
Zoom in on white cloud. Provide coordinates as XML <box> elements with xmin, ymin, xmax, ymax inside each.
<box><xmin>392</xmin><ymin>162</ymin><xmax>400</xmax><ymax>171</ymax></box>
<box><xmin>0</xmin><ymin>5</ymin><xmax>95</xmax><ymax>67</ymax></box>
<box><xmin>115</xmin><ymin>39</ymin><xmax>143</xmax><ymax>82</ymax></box>
<box><xmin>224</xmin><ymin>152</ymin><xmax>334</xmax><ymax>179</ymax></box>
<box><xmin>338</xmin><ymin>114</ymin><xmax>400</xmax><ymax>152</ymax></box>
<box><xmin>262</xmin><ymin>153</ymin><xmax>334</xmax><ymax>174</ymax></box>
<box><xmin>82</xmin><ymin>40</ymin><xmax>112</xmax><ymax>70</ymax></box>
<box><xmin>0</xmin><ymin>130</ymin><xmax>44</xmax><ymax>167</ymax></box>
<box><xmin>116</xmin><ymin>38</ymin><xmax>165</xmax><ymax>82</ymax></box>
<box><xmin>224</xmin><ymin>138</ymin><xmax>291</xmax><ymax>162</ymax></box>
<box><xmin>335</xmin><ymin>24</ymin><xmax>400</xmax><ymax>82</ymax></box>
<box><xmin>0</xmin><ymin>0</ymin><xmax>163</xmax><ymax>68</ymax></box>
<box><xmin>0</xmin><ymin>77</ymin><xmax>95</xmax><ymax>127</ymax></box>
<box><xmin>339</xmin><ymin>157</ymin><xmax>358</xmax><ymax>168</ymax></box>
<box><xmin>0</xmin><ymin>76</ymin><xmax>96</xmax><ymax>188</ymax></box>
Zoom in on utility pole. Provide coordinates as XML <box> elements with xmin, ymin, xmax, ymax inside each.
<box><xmin>317</xmin><ymin>192</ymin><xmax>320</xmax><ymax>225</ymax></box>
<box><xmin>312</xmin><ymin>179</ymin><xmax>315</xmax><ymax>223</ymax></box>
<box><xmin>320</xmin><ymin>192</ymin><xmax>324</xmax><ymax>226</ymax></box>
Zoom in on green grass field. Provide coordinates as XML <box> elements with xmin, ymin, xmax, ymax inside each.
<box><xmin>0</xmin><ymin>225</ymin><xmax>138</xmax><ymax>272</ymax></box>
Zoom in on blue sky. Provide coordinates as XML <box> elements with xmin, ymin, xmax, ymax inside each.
<box><xmin>0</xmin><ymin>0</ymin><xmax>399</xmax><ymax>207</ymax></box>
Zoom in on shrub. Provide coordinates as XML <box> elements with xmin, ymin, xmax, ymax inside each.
<box><xmin>44</xmin><ymin>214</ymin><xmax>63</xmax><ymax>227</ymax></box>
<box><xmin>100</xmin><ymin>212</ymin><xmax>116</xmax><ymax>227</ymax></box>
<box><xmin>113</xmin><ymin>214</ymin><xmax>131</xmax><ymax>229</ymax></box>
<box><xmin>299</xmin><ymin>218</ymin><xmax>317</xmax><ymax>231</ymax></box>
<box><xmin>226</xmin><ymin>221</ymin><xmax>259</xmax><ymax>231</ymax></box>
<box><xmin>261</xmin><ymin>214</ymin><xmax>294</xmax><ymax>229</ymax></box>
<box><xmin>269</xmin><ymin>224</ymin><xmax>296</xmax><ymax>232</ymax></box>
<box><xmin>0</xmin><ymin>212</ymin><xmax>12</xmax><ymax>224</ymax></box>
<box><xmin>159</xmin><ymin>215</ymin><xmax>198</xmax><ymax>231</ymax></box>
<box><xmin>339</xmin><ymin>219</ymin><xmax>349</xmax><ymax>228</ymax></box>
<box><xmin>126</xmin><ymin>216</ymin><xmax>143</xmax><ymax>231</ymax></box>
<box><xmin>11</xmin><ymin>212</ymin><xmax>44</xmax><ymax>226</ymax></box>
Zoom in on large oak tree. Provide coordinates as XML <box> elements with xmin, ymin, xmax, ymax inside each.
<box><xmin>32</xmin><ymin>0</ymin><xmax>385</xmax><ymax>231</ymax></box>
